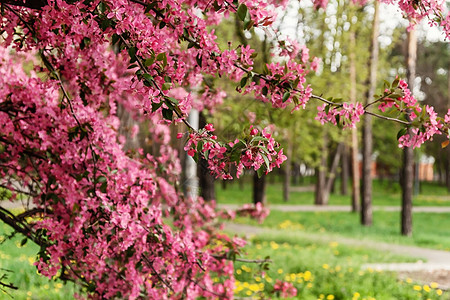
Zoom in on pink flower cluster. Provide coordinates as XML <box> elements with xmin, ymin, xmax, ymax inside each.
<box><xmin>235</xmin><ymin>202</ymin><xmax>270</xmax><ymax>224</ymax></box>
<box><xmin>273</xmin><ymin>280</ymin><xmax>298</xmax><ymax>298</ymax></box>
<box><xmin>243</xmin><ymin>61</ymin><xmax>313</xmax><ymax>110</ymax></box>
<box><xmin>316</xmin><ymin>102</ymin><xmax>365</xmax><ymax>129</ymax></box>
<box><xmin>378</xmin><ymin>79</ymin><xmax>444</xmax><ymax>148</ymax></box>
<box><xmin>183</xmin><ymin>125</ymin><xmax>287</xmax><ymax>180</ymax></box>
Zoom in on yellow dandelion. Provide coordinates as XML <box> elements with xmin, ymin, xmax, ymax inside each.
<box><xmin>322</xmin><ymin>264</ymin><xmax>329</xmax><ymax>270</ymax></box>
<box><xmin>277</xmin><ymin>268</ymin><xmax>283</xmax><ymax>274</ymax></box>
<box><xmin>327</xmin><ymin>294</ymin><xmax>335</xmax><ymax>300</ymax></box>
<box><xmin>266</xmin><ymin>277</ymin><xmax>273</xmax><ymax>283</ymax></box>
<box><xmin>304</xmin><ymin>270</ymin><xmax>312</xmax><ymax>281</ymax></box>
<box><xmin>406</xmin><ymin>278</ymin><xmax>413</xmax><ymax>283</ymax></box>
<box><xmin>423</xmin><ymin>285</ymin><xmax>430</xmax><ymax>292</ymax></box>
<box><xmin>245</xmin><ymin>290</ymin><xmax>252</xmax><ymax>296</ymax></box>
<box><xmin>270</xmin><ymin>241</ymin><xmax>279</xmax><ymax>250</ymax></box>
<box><xmin>329</xmin><ymin>241</ymin><xmax>339</xmax><ymax>248</ymax></box>
<box><xmin>437</xmin><ymin>289</ymin><xmax>443</xmax><ymax>296</ymax></box>
<box><xmin>307</xmin><ymin>283</ymin><xmax>313</xmax><ymax>288</ymax></box>
<box><xmin>413</xmin><ymin>285</ymin><xmax>422</xmax><ymax>291</ymax></box>
<box><xmin>352</xmin><ymin>292</ymin><xmax>360</xmax><ymax>299</ymax></box>
<box><xmin>430</xmin><ymin>282</ymin><xmax>439</xmax><ymax>289</ymax></box>
<box><xmin>236</xmin><ymin>269</ymin><xmax>242</xmax><ymax>275</ymax></box>
<box><xmin>255</xmin><ymin>276</ymin><xmax>261</xmax><ymax>282</ymax></box>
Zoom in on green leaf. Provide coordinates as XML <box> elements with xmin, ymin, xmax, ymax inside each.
<box><xmin>162</xmin><ymin>82</ymin><xmax>171</xmax><ymax>90</ymax></box>
<box><xmin>262</xmin><ymin>86</ymin><xmax>268</xmax><ymax>96</ymax></box>
<box><xmin>128</xmin><ymin>46</ymin><xmax>137</xmax><ymax>61</ymax></box>
<box><xmin>251</xmin><ymin>136</ymin><xmax>267</xmax><ymax>143</ymax></box>
<box><xmin>237</xmin><ymin>4</ymin><xmax>248</xmax><ymax>21</ymax></box>
<box><xmin>193</xmin><ymin>151</ymin><xmax>199</xmax><ymax>163</ymax></box>
<box><xmin>230</xmin><ymin>140</ymin><xmax>246</xmax><ymax>162</ymax></box>
<box><xmin>100</xmin><ymin>181</ymin><xmax>107</xmax><ymax>193</ymax></box>
<box><xmin>397</xmin><ymin>127</ymin><xmax>408</xmax><ymax>140</ymax></box>
<box><xmin>197</xmin><ymin>140</ymin><xmax>204</xmax><ymax>153</ymax></box>
<box><xmin>256</xmin><ymin>167</ymin><xmax>265</xmax><ymax>178</ymax></box>
<box><xmin>196</xmin><ymin>54</ymin><xmax>202</xmax><ymax>67</ymax></box>
<box><xmin>261</xmin><ymin>153</ymin><xmax>270</xmax><ymax>170</ymax></box>
<box><xmin>392</xmin><ymin>77</ymin><xmax>399</xmax><ymax>88</ymax></box>
<box><xmin>162</xmin><ymin>108</ymin><xmax>173</xmax><ymax>121</ymax></box>
<box><xmin>143</xmin><ymin>73</ymin><xmax>153</xmax><ymax>84</ymax></box>
<box><xmin>282</xmin><ymin>91</ymin><xmax>290</xmax><ymax>102</ymax></box>
<box><xmin>144</xmin><ymin>57</ymin><xmax>155</xmax><ymax>67</ymax></box>
<box><xmin>240</xmin><ymin>76</ymin><xmax>248</xmax><ymax>88</ymax></box>
<box><xmin>156</xmin><ymin>52</ymin><xmax>167</xmax><ymax>66</ymax></box>
<box><xmin>152</xmin><ymin>102</ymin><xmax>163</xmax><ymax>112</ymax></box>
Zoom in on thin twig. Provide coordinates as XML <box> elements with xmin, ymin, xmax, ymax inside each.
<box><xmin>211</xmin><ymin>254</ymin><xmax>272</xmax><ymax>264</ymax></box>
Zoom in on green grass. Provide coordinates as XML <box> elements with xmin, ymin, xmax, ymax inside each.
<box><xmin>233</xmin><ymin>210</ymin><xmax>450</xmax><ymax>251</ymax></box>
<box><xmin>216</xmin><ymin>178</ymin><xmax>450</xmax><ymax>206</ymax></box>
<box><xmin>231</xmin><ymin>232</ymin><xmax>446</xmax><ymax>299</ymax></box>
<box><xmin>0</xmin><ymin>223</ymin><xmax>77</xmax><ymax>300</ymax></box>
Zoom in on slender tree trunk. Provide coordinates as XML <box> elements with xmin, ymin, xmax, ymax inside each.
<box><xmin>315</xmin><ymin>137</ymin><xmax>343</xmax><ymax>205</ymax></box>
<box><xmin>325</xmin><ymin>143</ymin><xmax>344</xmax><ymax>193</ymax></box>
<box><xmin>315</xmin><ymin>135</ymin><xmax>328</xmax><ymax>205</ymax></box>
<box><xmin>361</xmin><ymin>1</ymin><xmax>380</xmax><ymax>226</ymax></box>
<box><xmin>184</xmin><ymin>109</ymin><xmax>199</xmax><ymax>200</ymax></box>
<box><xmin>341</xmin><ymin>145</ymin><xmax>349</xmax><ymax>195</ymax></box>
<box><xmin>401</xmin><ymin>29</ymin><xmax>417</xmax><ymax>236</ymax></box>
<box><xmin>283</xmin><ymin>138</ymin><xmax>293</xmax><ymax>202</ymax></box>
<box><xmin>198</xmin><ymin>112</ymin><xmax>216</xmax><ymax>201</ymax></box>
<box><xmin>447</xmin><ymin>62</ymin><xmax>450</xmax><ymax>192</ymax></box>
<box><xmin>349</xmin><ymin>15</ymin><xmax>360</xmax><ymax>213</ymax></box>
<box><xmin>253</xmin><ymin>172</ymin><xmax>266</xmax><ymax>204</ymax></box>
<box><xmin>117</xmin><ymin>104</ymin><xmax>140</xmax><ymax>152</ymax></box>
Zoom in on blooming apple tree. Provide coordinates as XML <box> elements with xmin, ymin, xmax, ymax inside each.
<box><xmin>0</xmin><ymin>0</ymin><xmax>450</xmax><ymax>299</ymax></box>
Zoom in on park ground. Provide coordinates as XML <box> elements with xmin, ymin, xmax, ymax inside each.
<box><xmin>1</xmin><ymin>179</ymin><xmax>450</xmax><ymax>299</ymax></box>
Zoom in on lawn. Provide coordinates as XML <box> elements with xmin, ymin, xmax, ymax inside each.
<box><xmin>216</xmin><ymin>178</ymin><xmax>450</xmax><ymax>207</ymax></box>
<box><xmin>0</xmin><ymin>222</ymin><xmax>77</xmax><ymax>300</ymax></box>
<box><xmin>233</xmin><ymin>210</ymin><xmax>450</xmax><ymax>250</ymax></box>
<box><xmin>230</xmin><ymin>231</ymin><xmax>446</xmax><ymax>299</ymax></box>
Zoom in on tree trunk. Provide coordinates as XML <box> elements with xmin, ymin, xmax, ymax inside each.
<box><xmin>361</xmin><ymin>0</ymin><xmax>380</xmax><ymax>226</ymax></box>
<box><xmin>349</xmin><ymin>13</ymin><xmax>360</xmax><ymax>213</ymax></box>
<box><xmin>340</xmin><ymin>145</ymin><xmax>349</xmax><ymax>195</ymax></box>
<box><xmin>325</xmin><ymin>143</ymin><xmax>343</xmax><ymax>194</ymax></box>
<box><xmin>253</xmin><ymin>172</ymin><xmax>266</xmax><ymax>204</ymax></box>
<box><xmin>117</xmin><ymin>104</ymin><xmax>140</xmax><ymax>152</ymax></box>
<box><xmin>184</xmin><ymin>109</ymin><xmax>199</xmax><ymax>200</ymax></box>
<box><xmin>198</xmin><ymin>112</ymin><xmax>216</xmax><ymax>201</ymax></box>
<box><xmin>315</xmin><ymin>136</ymin><xmax>343</xmax><ymax>205</ymax></box>
<box><xmin>283</xmin><ymin>138</ymin><xmax>293</xmax><ymax>202</ymax></box>
<box><xmin>315</xmin><ymin>134</ymin><xmax>328</xmax><ymax>205</ymax></box>
<box><xmin>401</xmin><ymin>28</ymin><xmax>417</xmax><ymax>236</ymax></box>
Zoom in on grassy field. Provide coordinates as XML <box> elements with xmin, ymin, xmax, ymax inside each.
<box><xmin>1</xmin><ymin>176</ymin><xmax>449</xmax><ymax>299</ymax></box>
<box><xmin>0</xmin><ymin>222</ymin><xmax>76</xmax><ymax>300</ymax></box>
<box><xmin>233</xmin><ymin>210</ymin><xmax>450</xmax><ymax>250</ymax></box>
<box><xmin>231</xmin><ymin>232</ymin><xmax>446</xmax><ymax>299</ymax></box>
<box><xmin>216</xmin><ymin>178</ymin><xmax>450</xmax><ymax>207</ymax></box>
